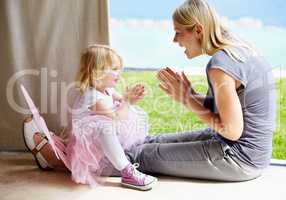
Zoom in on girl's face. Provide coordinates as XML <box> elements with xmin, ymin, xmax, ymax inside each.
<box><xmin>100</xmin><ymin>57</ymin><xmax>122</xmax><ymax>88</ymax></box>
<box><xmin>173</xmin><ymin>20</ymin><xmax>203</xmax><ymax>59</ymax></box>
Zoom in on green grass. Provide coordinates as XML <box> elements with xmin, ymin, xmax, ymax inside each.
<box><xmin>118</xmin><ymin>71</ymin><xmax>286</xmax><ymax>160</ymax></box>
<box><xmin>273</xmin><ymin>78</ymin><xmax>286</xmax><ymax>159</ymax></box>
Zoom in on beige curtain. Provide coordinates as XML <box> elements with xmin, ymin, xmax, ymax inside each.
<box><xmin>0</xmin><ymin>0</ymin><xmax>110</xmax><ymax>150</ymax></box>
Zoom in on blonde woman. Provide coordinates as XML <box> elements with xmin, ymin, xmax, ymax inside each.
<box><xmin>24</xmin><ymin>0</ymin><xmax>275</xmax><ymax>182</ymax></box>
<box><xmin>126</xmin><ymin>0</ymin><xmax>275</xmax><ymax>181</ymax></box>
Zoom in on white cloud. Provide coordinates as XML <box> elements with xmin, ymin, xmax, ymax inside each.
<box><xmin>111</xmin><ymin>16</ymin><xmax>267</xmax><ymax>30</ymax></box>
<box><xmin>110</xmin><ymin>18</ymin><xmax>171</xmax><ymax>29</ymax></box>
<box><xmin>110</xmin><ymin>17</ymin><xmax>286</xmax><ymax>69</ymax></box>
<box><xmin>221</xmin><ymin>17</ymin><xmax>264</xmax><ymax>29</ymax></box>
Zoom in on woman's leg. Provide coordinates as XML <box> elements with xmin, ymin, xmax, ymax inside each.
<box><xmin>127</xmin><ymin>129</ymin><xmax>261</xmax><ymax>182</ymax></box>
<box><xmin>144</xmin><ymin>128</ymin><xmax>214</xmax><ymax>144</ymax></box>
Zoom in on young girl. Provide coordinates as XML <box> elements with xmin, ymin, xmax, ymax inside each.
<box><xmin>23</xmin><ymin>44</ymin><xmax>157</xmax><ymax>190</ymax></box>
<box><xmin>67</xmin><ymin>44</ymin><xmax>157</xmax><ymax>189</ymax></box>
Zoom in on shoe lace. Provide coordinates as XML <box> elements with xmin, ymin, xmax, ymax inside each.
<box><xmin>130</xmin><ymin>163</ymin><xmax>145</xmax><ymax>179</ymax></box>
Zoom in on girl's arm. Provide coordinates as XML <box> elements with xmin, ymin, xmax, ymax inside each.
<box><xmin>112</xmin><ymin>84</ymin><xmax>145</xmax><ymax>104</ymax></box>
<box><xmin>112</xmin><ymin>90</ymin><xmax>123</xmax><ymax>102</ymax></box>
<box><xmin>122</xmin><ymin>84</ymin><xmax>145</xmax><ymax>105</ymax></box>
<box><xmin>89</xmin><ymin>100</ymin><xmax>130</xmax><ymax>120</ymax></box>
<box><xmin>89</xmin><ymin>84</ymin><xmax>145</xmax><ymax>120</ymax></box>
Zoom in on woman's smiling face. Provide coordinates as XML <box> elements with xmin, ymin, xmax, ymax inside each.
<box><xmin>172</xmin><ymin>20</ymin><xmax>203</xmax><ymax>59</ymax></box>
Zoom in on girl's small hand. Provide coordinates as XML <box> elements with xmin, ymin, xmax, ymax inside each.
<box><xmin>157</xmin><ymin>67</ymin><xmax>193</xmax><ymax>105</ymax></box>
<box><xmin>123</xmin><ymin>84</ymin><xmax>145</xmax><ymax>105</ymax></box>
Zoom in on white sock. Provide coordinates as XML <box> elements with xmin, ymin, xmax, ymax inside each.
<box><xmin>98</xmin><ymin>124</ymin><xmax>130</xmax><ymax>171</ymax></box>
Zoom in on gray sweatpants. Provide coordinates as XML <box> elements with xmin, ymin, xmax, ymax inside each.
<box><xmin>124</xmin><ymin>128</ymin><xmax>262</xmax><ymax>182</ymax></box>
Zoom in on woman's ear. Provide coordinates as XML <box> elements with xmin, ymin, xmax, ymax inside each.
<box><xmin>194</xmin><ymin>24</ymin><xmax>203</xmax><ymax>39</ymax></box>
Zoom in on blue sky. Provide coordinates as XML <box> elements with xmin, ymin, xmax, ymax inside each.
<box><xmin>109</xmin><ymin>0</ymin><xmax>286</xmax><ymax>69</ymax></box>
<box><xmin>110</xmin><ymin>0</ymin><xmax>286</xmax><ymax>27</ymax></box>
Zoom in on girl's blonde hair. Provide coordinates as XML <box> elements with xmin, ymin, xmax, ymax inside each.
<box><xmin>76</xmin><ymin>44</ymin><xmax>123</xmax><ymax>93</ymax></box>
<box><xmin>173</xmin><ymin>0</ymin><xmax>256</xmax><ymax>62</ymax></box>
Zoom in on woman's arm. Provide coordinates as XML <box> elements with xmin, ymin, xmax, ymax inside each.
<box><xmin>189</xmin><ymin>93</ymin><xmax>207</xmax><ymax>108</ymax></box>
<box><xmin>157</xmin><ymin>67</ymin><xmax>243</xmax><ymax>141</ymax></box>
<box><xmin>188</xmin><ymin>68</ymin><xmax>243</xmax><ymax>141</ymax></box>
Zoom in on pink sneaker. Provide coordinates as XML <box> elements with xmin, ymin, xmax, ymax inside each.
<box><xmin>121</xmin><ymin>163</ymin><xmax>157</xmax><ymax>191</ymax></box>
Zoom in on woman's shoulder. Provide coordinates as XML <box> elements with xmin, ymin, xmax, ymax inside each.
<box><xmin>207</xmin><ymin>48</ymin><xmax>256</xmax><ymax>70</ymax></box>
<box><xmin>206</xmin><ymin>49</ymin><xmax>250</xmax><ymax>87</ymax></box>
<box><xmin>207</xmin><ymin>50</ymin><xmax>232</xmax><ymax>73</ymax></box>
<box><xmin>208</xmin><ymin>50</ymin><xmax>234</xmax><ymax>66</ymax></box>
<box><xmin>210</xmin><ymin>48</ymin><xmax>260</xmax><ymax>65</ymax></box>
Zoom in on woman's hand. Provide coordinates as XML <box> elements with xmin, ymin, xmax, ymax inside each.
<box><xmin>123</xmin><ymin>84</ymin><xmax>145</xmax><ymax>105</ymax></box>
<box><xmin>157</xmin><ymin>67</ymin><xmax>194</xmax><ymax>105</ymax></box>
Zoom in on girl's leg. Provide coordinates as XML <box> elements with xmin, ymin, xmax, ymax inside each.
<box><xmin>127</xmin><ymin>130</ymin><xmax>261</xmax><ymax>182</ymax></box>
<box><xmin>98</xmin><ymin>124</ymin><xmax>157</xmax><ymax>190</ymax></box>
<box><xmin>97</xmin><ymin>125</ymin><xmax>130</xmax><ymax>171</ymax></box>
<box><xmin>25</xmin><ymin>119</ymin><xmax>130</xmax><ymax>171</ymax></box>
<box><xmin>144</xmin><ymin>128</ymin><xmax>214</xmax><ymax>144</ymax></box>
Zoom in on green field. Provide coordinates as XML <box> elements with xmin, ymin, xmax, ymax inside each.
<box><xmin>119</xmin><ymin>71</ymin><xmax>286</xmax><ymax>160</ymax></box>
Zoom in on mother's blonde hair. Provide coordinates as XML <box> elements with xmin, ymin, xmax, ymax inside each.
<box><xmin>76</xmin><ymin>44</ymin><xmax>123</xmax><ymax>93</ymax></box>
<box><xmin>173</xmin><ymin>0</ymin><xmax>256</xmax><ymax>62</ymax></box>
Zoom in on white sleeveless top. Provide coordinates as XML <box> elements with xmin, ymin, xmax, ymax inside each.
<box><xmin>72</xmin><ymin>87</ymin><xmax>116</xmax><ymax>119</ymax></box>
<box><xmin>83</xmin><ymin>87</ymin><xmax>115</xmax><ymax>110</ymax></box>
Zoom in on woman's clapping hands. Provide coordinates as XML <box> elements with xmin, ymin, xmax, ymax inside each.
<box><xmin>157</xmin><ymin>67</ymin><xmax>193</xmax><ymax>105</ymax></box>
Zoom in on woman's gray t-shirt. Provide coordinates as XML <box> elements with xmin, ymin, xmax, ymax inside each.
<box><xmin>204</xmin><ymin>50</ymin><xmax>276</xmax><ymax>168</ymax></box>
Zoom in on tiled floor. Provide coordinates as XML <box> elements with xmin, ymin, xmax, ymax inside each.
<box><xmin>1</xmin><ymin>152</ymin><xmax>286</xmax><ymax>200</ymax></box>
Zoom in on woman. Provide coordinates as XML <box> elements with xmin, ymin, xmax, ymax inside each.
<box><xmin>24</xmin><ymin>0</ymin><xmax>276</xmax><ymax>181</ymax></box>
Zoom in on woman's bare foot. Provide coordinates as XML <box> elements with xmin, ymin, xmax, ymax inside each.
<box><xmin>23</xmin><ymin>116</ymin><xmax>68</xmax><ymax>171</ymax></box>
<box><xmin>33</xmin><ymin>133</ymin><xmax>68</xmax><ymax>171</ymax></box>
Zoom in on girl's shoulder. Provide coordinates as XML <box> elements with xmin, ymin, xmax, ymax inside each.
<box><xmin>83</xmin><ymin>87</ymin><xmax>118</xmax><ymax>102</ymax></box>
<box><xmin>85</xmin><ymin>87</ymin><xmax>106</xmax><ymax>98</ymax></box>
<box><xmin>105</xmin><ymin>87</ymin><xmax>116</xmax><ymax>96</ymax></box>
<box><xmin>82</xmin><ymin>88</ymin><xmax>111</xmax><ymax>106</ymax></box>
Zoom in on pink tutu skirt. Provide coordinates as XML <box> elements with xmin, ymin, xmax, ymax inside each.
<box><xmin>56</xmin><ymin>105</ymin><xmax>148</xmax><ymax>187</ymax></box>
